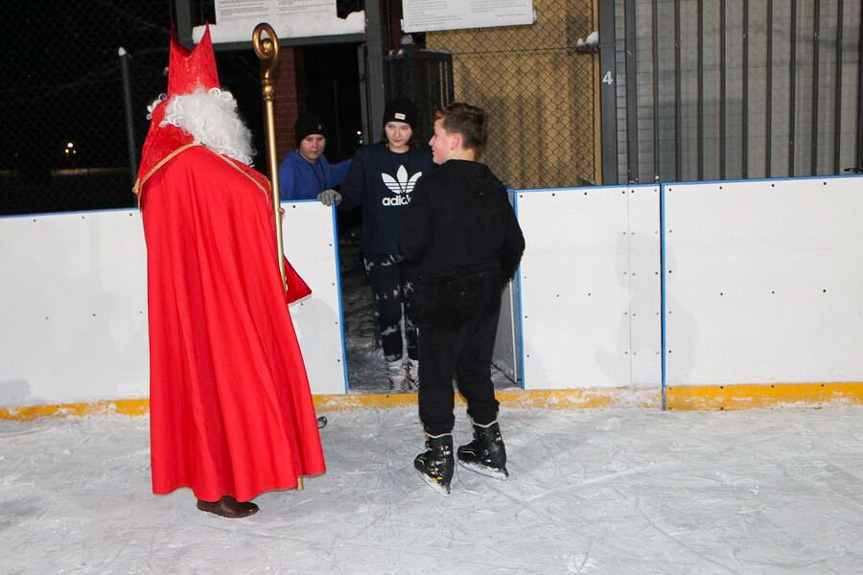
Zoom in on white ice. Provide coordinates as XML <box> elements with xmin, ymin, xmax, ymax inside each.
<box><xmin>3</xmin><ymin>405</ymin><xmax>863</xmax><ymax>574</ymax></box>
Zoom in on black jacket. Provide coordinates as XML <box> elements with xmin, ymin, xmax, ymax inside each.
<box><xmin>340</xmin><ymin>142</ymin><xmax>434</xmax><ymax>255</ymax></box>
<box><xmin>399</xmin><ymin>160</ymin><xmax>525</xmax><ymax>328</ymax></box>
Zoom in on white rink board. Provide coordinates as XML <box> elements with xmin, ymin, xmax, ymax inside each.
<box><xmin>516</xmin><ymin>186</ymin><xmax>662</xmax><ymax>390</ymax></box>
<box><xmin>0</xmin><ymin>203</ymin><xmax>347</xmax><ymax>409</ymax></box>
<box><xmin>0</xmin><ymin>210</ymin><xmax>150</xmax><ymax>407</ymax></box>
<box><xmin>281</xmin><ymin>201</ymin><xmax>347</xmax><ymax>395</ymax></box>
<box><xmin>664</xmin><ymin>176</ymin><xmax>863</xmax><ymax>385</ymax></box>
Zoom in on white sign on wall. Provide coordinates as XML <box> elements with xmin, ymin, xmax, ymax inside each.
<box><xmin>402</xmin><ymin>0</ymin><xmax>535</xmax><ymax>34</ymax></box>
<box><xmin>196</xmin><ymin>0</ymin><xmax>365</xmax><ymax>44</ymax></box>
<box><xmin>216</xmin><ymin>0</ymin><xmax>336</xmax><ymax>25</ymax></box>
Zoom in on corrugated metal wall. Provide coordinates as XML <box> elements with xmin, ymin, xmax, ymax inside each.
<box><xmin>609</xmin><ymin>0</ymin><xmax>863</xmax><ymax>184</ymax></box>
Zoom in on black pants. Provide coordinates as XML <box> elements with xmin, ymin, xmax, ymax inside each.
<box><xmin>417</xmin><ymin>270</ymin><xmax>502</xmax><ymax>436</ymax></box>
<box><xmin>363</xmin><ymin>253</ymin><xmax>418</xmax><ymax>362</ymax></box>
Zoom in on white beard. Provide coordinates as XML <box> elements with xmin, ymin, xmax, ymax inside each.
<box><xmin>156</xmin><ymin>88</ymin><xmax>256</xmax><ymax>166</ymax></box>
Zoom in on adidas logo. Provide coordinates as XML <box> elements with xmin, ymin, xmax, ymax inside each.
<box><xmin>381</xmin><ymin>165</ymin><xmax>422</xmax><ymax>207</ymax></box>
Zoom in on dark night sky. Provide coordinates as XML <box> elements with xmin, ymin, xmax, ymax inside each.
<box><xmin>1</xmin><ymin>0</ymin><xmax>174</xmax><ymax>170</ymax></box>
<box><xmin>0</xmin><ymin>0</ymin><xmax>361</xmax><ymax>214</ymax></box>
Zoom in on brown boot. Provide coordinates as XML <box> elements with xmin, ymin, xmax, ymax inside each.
<box><xmin>196</xmin><ymin>496</ymin><xmax>259</xmax><ymax>518</ymax></box>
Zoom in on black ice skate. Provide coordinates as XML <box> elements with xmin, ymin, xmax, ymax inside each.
<box><xmin>457</xmin><ymin>420</ymin><xmax>509</xmax><ymax>480</ymax></box>
<box><xmin>414</xmin><ymin>433</ymin><xmax>454</xmax><ymax>496</ymax></box>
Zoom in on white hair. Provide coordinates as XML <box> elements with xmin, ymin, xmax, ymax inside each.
<box><xmin>151</xmin><ymin>88</ymin><xmax>256</xmax><ymax>166</ymax></box>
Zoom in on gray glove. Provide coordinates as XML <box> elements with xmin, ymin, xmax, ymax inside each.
<box><xmin>317</xmin><ymin>189</ymin><xmax>342</xmax><ymax>206</ymax></box>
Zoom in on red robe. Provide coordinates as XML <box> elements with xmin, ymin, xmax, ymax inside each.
<box><xmin>140</xmin><ymin>144</ymin><xmax>325</xmax><ymax>502</ymax></box>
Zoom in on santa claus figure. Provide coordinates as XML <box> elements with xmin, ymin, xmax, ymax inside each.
<box><xmin>135</xmin><ymin>27</ymin><xmax>325</xmax><ymax>518</ymax></box>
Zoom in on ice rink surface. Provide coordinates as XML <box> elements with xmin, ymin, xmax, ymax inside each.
<box><xmin>2</xmin><ymin>405</ymin><xmax>862</xmax><ymax>574</ymax></box>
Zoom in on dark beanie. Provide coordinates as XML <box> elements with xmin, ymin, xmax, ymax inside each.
<box><xmin>382</xmin><ymin>96</ymin><xmax>418</xmax><ymax>130</ymax></box>
<box><xmin>295</xmin><ymin>113</ymin><xmax>327</xmax><ymax>146</ymax></box>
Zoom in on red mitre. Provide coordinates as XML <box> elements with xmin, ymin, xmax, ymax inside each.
<box><xmin>134</xmin><ymin>26</ymin><xmax>220</xmax><ymax>195</ymax></box>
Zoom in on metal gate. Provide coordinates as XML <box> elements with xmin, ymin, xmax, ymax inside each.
<box><xmin>601</xmin><ymin>0</ymin><xmax>863</xmax><ymax>184</ymax></box>
<box><xmin>383</xmin><ymin>45</ymin><xmax>455</xmax><ymax>145</ymax></box>
<box><xmin>357</xmin><ymin>43</ymin><xmax>454</xmax><ymax>146</ymax></box>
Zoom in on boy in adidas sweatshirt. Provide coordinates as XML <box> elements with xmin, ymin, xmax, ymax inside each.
<box><xmin>399</xmin><ymin>102</ymin><xmax>525</xmax><ymax>495</ymax></box>
<box><xmin>332</xmin><ymin>97</ymin><xmax>434</xmax><ymax>390</ymax></box>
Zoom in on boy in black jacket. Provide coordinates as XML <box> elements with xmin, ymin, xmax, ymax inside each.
<box><xmin>399</xmin><ymin>102</ymin><xmax>525</xmax><ymax>495</ymax></box>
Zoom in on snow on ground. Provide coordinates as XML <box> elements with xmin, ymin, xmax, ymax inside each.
<box><xmin>3</xmin><ymin>405</ymin><xmax>863</xmax><ymax>574</ymax></box>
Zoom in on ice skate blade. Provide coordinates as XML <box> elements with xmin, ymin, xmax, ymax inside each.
<box><xmin>458</xmin><ymin>460</ymin><xmax>509</xmax><ymax>480</ymax></box>
<box><xmin>416</xmin><ymin>469</ymin><xmax>451</xmax><ymax>496</ymax></box>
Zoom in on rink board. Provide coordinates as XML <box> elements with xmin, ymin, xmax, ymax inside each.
<box><xmin>0</xmin><ymin>210</ymin><xmax>150</xmax><ymax>408</ymax></box>
<box><xmin>4</xmin><ymin>176</ymin><xmax>863</xmax><ymax>410</ymax></box>
<box><xmin>0</xmin><ymin>202</ymin><xmax>347</xmax><ymax>409</ymax></box>
<box><xmin>515</xmin><ymin>186</ymin><xmax>662</xmax><ymax>390</ymax></box>
<box><xmin>281</xmin><ymin>201</ymin><xmax>348</xmax><ymax>395</ymax></box>
<box><xmin>663</xmin><ymin>176</ymin><xmax>863</xmax><ymax>386</ymax></box>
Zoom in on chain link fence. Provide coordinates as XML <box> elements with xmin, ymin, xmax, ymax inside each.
<box><xmin>424</xmin><ymin>0</ymin><xmax>598</xmax><ymax>190</ymax></box>
<box><xmin>384</xmin><ymin>44</ymin><xmax>454</xmax><ymax>146</ymax></box>
<box><xmin>0</xmin><ymin>0</ymin><xmax>174</xmax><ymax>216</ymax></box>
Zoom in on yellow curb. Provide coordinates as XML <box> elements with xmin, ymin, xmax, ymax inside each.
<box><xmin>0</xmin><ymin>399</ymin><xmax>151</xmax><ymax>422</ymax></box>
<box><xmin>313</xmin><ymin>387</ymin><xmax>660</xmax><ymax>411</ymax></box>
<box><xmin>2</xmin><ymin>383</ymin><xmax>862</xmax><ymax>422</ymax></box>
<box><xmin>665</xmin><ymin>382</ymin><xmax>863</xmax><ymax>410</ymax></box>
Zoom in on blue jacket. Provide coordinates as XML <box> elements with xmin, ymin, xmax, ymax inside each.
<box><xmin>278</xmin><ymin>150</ymin><xmax>351</xmax><ymax>201</ymax></box>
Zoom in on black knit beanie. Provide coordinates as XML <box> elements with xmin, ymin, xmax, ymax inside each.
<box><xmin>295</xmin><ymin>113</ymin><xmax>327</xmax><ymax>146</ymax></box>
<box><xmin>382</xmin><ymin>96</ymin><xmax>418</xmax><ymax>130</ymax></box>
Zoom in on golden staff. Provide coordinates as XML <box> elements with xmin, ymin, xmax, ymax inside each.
<box><xmin>252</xmin><ymin>23</ymin><xmax>288</xmax><ymax>295</ymax></box>
<box><xmin>252</xmin><ymin>22</ymin><xmax>304</xmax><ymax>492</ymax></box>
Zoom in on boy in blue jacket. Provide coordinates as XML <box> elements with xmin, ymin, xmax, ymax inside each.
<box><xmin>278</xmin><ymin>113</ymin><xmax>350</xmax><ymax>202</ymax></box>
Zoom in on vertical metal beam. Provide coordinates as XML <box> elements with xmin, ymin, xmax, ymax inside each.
<box><xmin>720</xmin><ymin>0</ymin><xmax>727</xmax><ymax>180</ymax></box>
<box><xmin>697</xmin><ymin>0</ymin><xmax>704</xmax><ymax>180</ymax></box>
<box><xmin>364</xmin><ymin>0</ymin><xmax>387</xmax><ymax>145</ymax></box>
<box><xmin>789</xmin><ymin>0</ymin><xmax>798</xmax><ymax>176</ymax></box>
<box><xmin>766</xmin><ymin>0</ymin><xmax>774</xmax><ymax>177</ymax></box>
<box><xmin>599</xmin><ymin>0</ymin><xmax>619</xmax><ymax>185</ymax></box>
<box><xmin>652</xmin><ymin>0</ymin><xmax>660</xmax><ymax>181</ymax></box>
<box><xmin>174</xmin><ymin>0</ymin><xmax>193</xmax><ymax>48</ymax></box>
<box><xmin>675</xmin><ymin>0</ymin><xmax>682</xmax><ymax>181</ymax></box>
<box><xmin>446</xmin><ymin>56</ymin><xmax>455</xmax><ymax>103</ymax></box>
<box><xmin>834</xmin><ymin>0</ymin><xmax>845</xmax><ymax>174</ymax></box>
<box><xmin>357</xmin><ymin>46</ymin><xmax>371</xmax><ymax>144</ymax></box>
<box><xmin>811</xmin><ymin>0</ymin><xmax>821</xmax><ymax>175</ymax></box>
<box><xmin>742</xmin><ymin>0</ymin><xmax>749</xmax><ymax>178</ymax></box>
<box><xmin>119</xmin><ymin>48</ymin><xmax>137</xmax><ymax>185</ymax></box>
<box><xmin>625</xmin><ymin>0</ymin><xmax>639</xmax><ymax>184</ymax></box>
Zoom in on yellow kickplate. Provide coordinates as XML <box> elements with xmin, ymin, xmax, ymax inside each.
<box><xmin>665</xmin><ymin>383</ymin><xmax>863</xmax><ymax>410</ymax></box>
<box><xmin>2</xmin><ymin>383</ymin><xmax>862</xmax><ymax>421</ymax></box>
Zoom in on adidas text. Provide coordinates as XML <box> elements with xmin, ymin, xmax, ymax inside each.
<box><xmin>382</xmin><ymin>195</ymin><xmax>411</xmax><ymax>206</ymax></box>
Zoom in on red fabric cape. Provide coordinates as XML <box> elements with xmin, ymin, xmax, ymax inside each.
<box><xmin>140</xmin><ymin>145</ymin><xmax>325</xmax><ymax>501</ymax></box>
